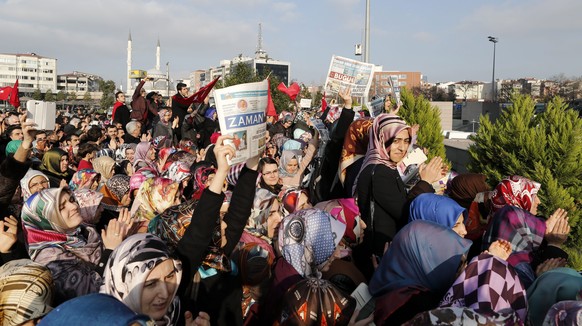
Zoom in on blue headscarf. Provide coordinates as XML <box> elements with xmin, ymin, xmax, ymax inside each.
<box><xmin>370</xmin><ymin>220</ymin><xmax>472</xmax><ymax>297</ymax></box>
<box><xmin>38</xmin><ymin>293</ymin><xmax>152</xmax><ymax>325</ymax></box>
<box><xmin>408</xmin><ymin>193</ymin><xmax>466</xmax><ymax>228</ymax></box>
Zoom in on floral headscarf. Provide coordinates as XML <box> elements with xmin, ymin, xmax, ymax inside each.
<box><xmin>315</xmin><ymin>198</ymin><xmax>362</xmax><ymax>246</ymax></box>
<box><xmin>162</xmin><ymin>161</ymin><xmax>191</xmax><ymax>184</ymax></box>
<box><xmin>246</xmin><ymin>188</ymin><xmax>279</xmax><ymax>238</ymax></box>
<box><xmin>133</xmin><ymin>141</ymin><xmax>157</xmax><ymax>171</ymax></box>
<box><xmin>100</xmin><ymin>174</ymin><xmax>131</xmax><ymax>212</ymax></box>
<box><xmin>68</xmin><ymin>169</ymin><xmax>100</xmax><ymax>192</ymax></box>
<box><xmin>73</xmin><ymin>188</ymin><xmax>104</xmax><ymax>225</ymax></box>
<box><xmin>163</xmin><ymin>150</ymin><xmax>196</xmax><ymax>172</ymax></box>
<box><xmin>100</xmin><ymin>233</ymin><xmax>182</xmax><ymax>326</ymax></box>
<box><xmin>490</xmin><ymin>175</ymin><xmax>541</xmax><ymax>214</ymax></box>
<box><xmin>20</xmin><ymin>169</ymin><xmax>50</xmax><ymax>201</ymax></box>
<box><xmin>339</xmin><ymin>118</ymin><xmax>373</xmax><ymax>185</ymax></box>
<box><xmin>129</xmin><ymin>167</ymin><xmax>159</xmax><ymax>194</ymax></box>
<box><xmin>131</xmin><ymin>177</ymin><xmax>179</xmax><ymax>222</ymax></box>
<box><xmin>191</xmin><ymin>163</ymin><xmax>216</xmax><ymax>200</ymax></box>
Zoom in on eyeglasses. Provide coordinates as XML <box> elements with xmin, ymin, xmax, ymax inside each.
<box><xmin>29</xmin><ymin>180</ymin><xmax>49</xmax><ymax>189</ymax></box>
<box><xmin>262</xmin><ymin>170</ymin><xmax>279</xmax><ymax>177</ymax></box>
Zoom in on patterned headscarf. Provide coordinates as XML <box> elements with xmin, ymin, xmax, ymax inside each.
<box><xmin>158</xmin><ymin>108</ymin><xmax>170</xmax><ymax>124</ymax></box>
<box><xmin>100</xmin><ymin>233</ymin><xmax>182</xmax><ymax>326</ymax></box>
<box><xmin>92</xmin><ymin>156</ymin><xmax>116</xmax><ymax>182</ymax></box>
<box><xmin>278</xmin><ymin>208</ymin><xmax>346</xmax><ymax>277</ymax></box>
<box><xmin>20</xmin><ymin>169</ymin><xmax>50</xmax><ymax>201</ymax></box>
<box><xmin>280</xmin><ymin>188</ymin><xmax>309</xmax><ymax>215</ymax></box>
<box><xmin>490</xmin><ymin>175</ymin><xmax>541</xmax><ymax>214</ymax></box>
<box><xmin>163</xmin><ymin>150</ymin><xmax>196</xmax><ymax>172</ymax></box>
<box><xmin>278</xmin><ymin>150</ymin><xmax>303</xmax><ymax>178</ymax></box>
<box><xmin>68</xmin><ymin>169</ymin><xmax>100</xmax><ymax>192</ymax></box>
<box><xmin>95</xmin><ymin>148</ymin><xmax>115</xmax><ymax>159</ymax></box>
<box><xmin>0</xmin><ymin>259</ymin><xmax>53</xmax><ymax>326</ymax></box>
<box><xmin>162</xmin><ymin>160</ymin><xmax>191</xmax><ymax>184</ymax></box>
<box><xmin>481</xmin><ymin>205</ymin><xmax>546</xmax><ymax>267</ymax></box>
<box><xmin>543</xmin><ymin>300</ymin><xmax>582</xmax><ymax>326</ymax></box>
<box><xmin>246</xmin><ymin>188</ymin><xmax>279</xmax><ymax>238</ymax></box>
<box><xmin>409</xmin><ymin>193</ymin><xmax>466</xmax><ymax>229</ymax></box>
<box><xmin>315</xmin><ymin>198</ymin><xmax>362</xmax><ymax>246</ymax></box>
<box><xmin>191</xmin><ymin>163</ymin><xmax>216</xmax><ymax>200</ymax></box>
<box><xmin>131</xmin><ymin>177</ymin><xmax>179</xmax><ymax>222</ymax></box>
<box><xmin>339</xmin><ymin>118</ymin><xmax>373</xmax><ymax>185</ymax></box>
<box><xmin>115</xmin><ymin>143</ymin><xmax>137</xmax><ymax>162</ymax></box>
<box><xmin>353</xmin><ymin>114</ymin><xmax>414</xmax><ymax>196</ymax></box>
<box><xmin>403</xmin><ymin>307</ymin><xmax>522</xmax><ymax>326</ymax></box>
<box><xmin>39</xmin><ymin>148</ymin><xmax>68</xmax><ymax>177</ymax></box>
<box><xmin>133</xmin><ymin>141</ymin><xmax>157</xmax><ymax>171</ymax></box>
<box><xmin>73</xmin><ymin>189</ymin><xmax>104</xmax><ymax>225</ymax></box>
<box><xmin>100</xmin><ymin>174</ymin><xmax>131</xmax><ymax>212</ymax></box>
<box><xmin>369</xmin><ymin>220</ymin><xmax>472</xmax><ymax>297</ymax></box>
<box><xmin>129</xmin><ymin>167</ymin><xmax>159</xmax><ymax>194</ymax></box>
<box><xmin>439</xmin><ymin>254</ymin><xmax>528</xmax><ymax>322</ymax></box>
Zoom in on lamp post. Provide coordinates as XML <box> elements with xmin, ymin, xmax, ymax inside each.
<box><xmin>488</xmin><ymin>36</ymin><xmax>498</xmax><ymax>102</ymax></box>
<box><xmin>166</xmin><ymin>62</ymin><xmax>170</xmax><ymax>98</ymax></box>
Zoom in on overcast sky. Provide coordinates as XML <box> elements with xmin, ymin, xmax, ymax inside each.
<box><xmin>2</xmin><ymin>0</ymin><xmax>581</xmax><ymax>89</ymax></box>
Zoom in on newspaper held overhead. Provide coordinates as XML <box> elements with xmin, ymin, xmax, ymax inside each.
<box><xmin>324</xmin><ymin>55</ymin><xmax>375</xmax><ymax>98</ymax></box>
<box><xmin>214</xmin><ymin>80</ymin><xmax>269</xmax><ymax>165</ymax></box>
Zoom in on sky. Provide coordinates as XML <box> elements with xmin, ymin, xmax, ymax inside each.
<box><xmin>2</xmin><ymin>0</ymin><xmax>581</xmax><ymax>89</ymax></box>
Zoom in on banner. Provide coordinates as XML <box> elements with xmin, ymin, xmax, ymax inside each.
<box><xmin>214</xmin><ymin>80</ymin><xmax>268</xmax><ymax>164</ymax></box>
<box><xmin>324</xmin><ymin>55</ymin><xmax>375</xmax><ymax>97</ymax></box>
<box><xmin>299</xmin><ymin>99</ymin><xmax>312</xmax><ymax>108</ymax></box>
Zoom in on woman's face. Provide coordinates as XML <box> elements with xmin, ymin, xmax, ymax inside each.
<box><xmin>297</xmin><ymin>193</ymin><xmax>312</xmax><ymax>211</ymax></box>
<box><xmin>530</xmin><ymin>194</ymin><xmax>540</xmax><ymax>215</ymax></box>
<box><xmin>285</xmin><ymin>158</ymin><xmax>298</xmax><ymax>174</ymax></box>
<box><xmin>162</xmin><ymin>111</ymin><xmax>172</xmax><ymax>123</ymax></box>
<box><xmin>125</xmin><ymin>163</ymin><xmax>134</xmax><ymax>176</ymax></box>
<box><xmin>147</xmin><ymin>147</ymin><xmax>156</xmax><ymax>161</ymax></box>
<box><xmin>141</xmin><ymin>259</ymin><xmax>178</xmax><ymax>321</ymax></box>
<box><xmin>126</xmin><ymin>149</ymin><xmax>135</xmax><ymax>163</ymax></box>
<box><xmin>59</xmin><ymin>155</ymin><xmax>69</xmax><ymax>173</ymax></box>
<box><xmin>267</xmin><ymin>200</ymin><xmax>282</xmax><ymax>238</ymax></box>
<box><xmin>452</xmin><ymin>214</ymin><xmax>467</xmax><ymax>238</ymax></box>
<box><xmin>28</xmin><ymin>175</ymin><xmax>49</xmax><ymax>195</ymax></box>
<box><xmin>387</xmin><ymin>129</ymin><xmax>410</xmax><ymax>164</ymax></box>
<box><xmin>59</xmin><ymin>191</ymin><xmax>82</xmax><ymax>230</ymax></box>
<box><xmin>261</xmin><ymin>163</ymin><xmax>279</xmax><ymax>186</ymax></box>
<box><xmin>266</xmin><ymin>145</ymin><xmax>277</xmax><ymax>157</ymax></box>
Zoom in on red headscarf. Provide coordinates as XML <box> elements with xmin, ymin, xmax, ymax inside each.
<box><xmin>490</xmin><ymin>175</ymin><xmax>541</xmax><ymax>214</ymax></box>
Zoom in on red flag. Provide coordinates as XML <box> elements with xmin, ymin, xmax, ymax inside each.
<box><xmin>277</xmin><ymin>82</ymin><xmax>300</xmax><ymax>101</ymax></box>
<box><xmin>9</xmin><ymin>80</ymin><xmax>20</xmax><ymax>108</ymax></box>
<box><xmin>266</xmin><ymin>79</ymin><xmax>277</xmax><ymax>119</ymax></box>
<box><xmin>0</xmin><ymin>86</ymin><xmax>12</xmax><ymax>100</ymax></box>
<box><xmin>172</xmin><ymin>76</ymin><xmax>221</xmax><ymax>107</ymax></box>
<box><xmin>320</xmin><ymin>92</ymin><xmax>327</xmax><ymax>112</ymax></box>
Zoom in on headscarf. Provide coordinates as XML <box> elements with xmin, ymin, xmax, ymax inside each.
<box><xmin>95</xmin><ymin>148</ymin><xmax>115</xmax><ymax>159</ymax></box>
<box><xmin>68</xmin><ymin>169</ymin><xmax>100</xmax><ymax>192</ymax></box>
<box><xmin>40</xmin><ymin>148</ymin><xmax>68</xmax><ymax>177</ymax></box>
<box><xmin>100</xmin><ymin>174</ymin><xmax>131</xmax><ymax>212</ymax></box>
<box><xmin>0</xmin><ymin>259</ymin><xmax>53</xmax><ymax>326</ymax></box>
<box><xmin>100</xmin><ymin>233</ymin><xmax>182</xmax><ymax>326</ymax></box>
<box><xmin>191</xmin><ymin>163</ymin><xmax>216</xmax><ymax>200</ymax></box>
<box><xmin>38</xmin><ymin>293</ymin><xmax>152</xmax><ymax>326</ymax></box>
<box><xmin>369</xmin><ymin>220</ymin><xmax>472</xmax><ymax>297</ymax></box>
<box><xmin>490</xmin><ymin>175</ymin><xmax>541</xmax><ymax>214</ymax></box>
<box><xmin>527</xmin><ymin>267</ymin><xmax>582</xmax><ymax>326</ymax></box>
<box><xmin>157</xmin><ymin>147</ymin><xmax>177</xmax><ymax>171</ymax></box>
<box><xmin>446</xmin><ymin>173</ymin><xmax>491</xmax><ymax>209</ymax></box>
<box><xmin>158</xmin><ymin>108</ymin><xmax>170</xmax><ymax>124</ymax></box>
<box><xmin>282</xmin><ymin>139</ymin><xmax>306</xmax><ymax>151</ymax></box>
<box><xmin>152</xmin><ymin>135</ymin><xmax>172</xmax><ymax>151</ymax></box>
<box><xmin>439</xmin><ymin>254</ymin><xmax>527</xmax><ymax>322</ymax></box>
<box><xmin>132</xmin><ymin>177</ymin><xmax>179</xmax><ymax>222</ymax></box>
<box><xmin>293</xmin><ymin>128</ymin><xmax>308</xmax><ymax>140</ymax></box>
<box><xmin>481</xmin><ymin>205</ymin><xmax>546</xmax><ymax>267</ymax></box>
<box><xmin>409</xmin><ymin>193</ymin><xmax>465</xmax><ymax>229</ymax></box>
<box><xmin>129</xmin><ymin>167</ymin><xmax>159</xmax><ymax>194</ymax></box>
<box><xmin>163</xmin><ymin>150</ymin><xmax>196</xmax><ymax>172</ymax></box>
<box><xmin>339</xmin><ymin>118</ymin><xmax>373</xmax><ymax>185</ymax></box>
<box><xmin>20</xmin><ymin>169</ymin><xmax>50</xmax><ymax>201</ymax></box>
<box><xmin>115</xmin><ymin>143</ymin><xmax>137</xmax><ymax>162</ymax></box>
<box><xmin>280</xmin><ymin>188</ymin><xmax>309</xmax><ymax>215</ymax></box>
<box><xmin>403</xmin><ymin>307</ymin><xmax>522</xmax><ymax>326</ymax></box>
<box><xmin>5</xmin><ymin>139</ymin><xmax>21</xmax><ymax>156</ymax></box>
<box><xmin>74</xmin><ymin>189</ymin><xmax>104</xmax><ymax>225</ymax></box>
<box><xmin>543</xmin><ymin>300</ymin><xmax>582</xmax><ymax>326</ymax></box>
<box><xmin>162</xmin><ymin>160</ymin><xmax>191</xmax><ymax>184</ymax></box>
<box><xmin>204</xmin><ymin>107</ymin><xmax>217</xmax><ymax>119</ymax></box>
<box><xmin>92</xmin><ymin>156</ymin><xmax>116</xmax><ymax>182</ymax></box>
<box><xmin>133</xmin><ymin>141</ymin><xmax>156</xmax><ymax>171</ymax></box>
<box><xmin>315</xmin><ymin>198</ymin><xmax>362</xmax><ymax>246</ymax></box>
<box><xmin>278</xmin><ymin>150</ymin><xmax>303</xmax><ymax>178</ymax></box>
<box><xmin>246</xmin><ymin>188</ymin><xmax>279</xmax><ymax>238</ymax></box>
<box><xmin>278</xmin><ymin>208</ymin><xmax>346</xmax><ymax>277</ymax></box>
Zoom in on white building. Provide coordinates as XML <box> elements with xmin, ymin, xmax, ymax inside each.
<box><xmin>56</xmin><ymin>71</ymin><xmax>103</xmax><ymax>100</ymax></box>
<box><xmin>126</xmin><ymin>35</ymin><xmax>172</xmax><ymax>97</ymax></box>
<box><xmin>0</xmin><ymin>53</ymin><xmax>57</xmax><ymax>92</ymax></box>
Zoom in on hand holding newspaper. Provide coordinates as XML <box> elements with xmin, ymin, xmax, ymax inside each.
<box><xmin>214</xmin><ymin>80</ymin><xmax>269</xmax><ymax>165</ymax></box>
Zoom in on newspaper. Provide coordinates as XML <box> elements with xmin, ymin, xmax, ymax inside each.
<box><xmin>398</xmin><ymin>147</ymin><xmax>428</xmax><ymax>190</ymax></box>
<box><xmin>324</xmin><ymin>55</ymin><xmax>375</xmax><ymax>97</ymax></box>
<box><xmin>214</xmin><ymin>80</ymin><xmax>268</xmax><ymax>165</ymax></box>
<box><xmin>350</xmin><ymin>283</ymin><xmax>376</xmax><ymax>324</ymax></box>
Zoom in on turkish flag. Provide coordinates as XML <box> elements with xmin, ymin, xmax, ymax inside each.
<box><xmin>266</xmin><ymin>79</ymin><xmax>277</xmax><ymax>119</ymax></box>
<box><xmin>0</xmin><ymin>86</ymin><xmax>12</xmax><ymax>100</ymax></box>
<box><xmin>320</xmin><ymin>92</ymin><xmax>327</xmax><ymax>112</ymax></box>
<box><xmin>9</xmin><ymin>80</ymin><xmax>20</xmax><ymax>108</ymax></box>
<box><xmin>277</xmin><ymin>82</ymin><xmax>300</xmax><ymax>101</ymax></box>
<box><xmin>172</xmin><ymin>76</ymin><xmax>220</xmax><ymax>107</ymax></box>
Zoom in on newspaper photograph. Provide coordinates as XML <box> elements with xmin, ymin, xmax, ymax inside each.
<box><xmin>214</xmin><ymin>79</ymin><xmax>269</xmax><ymax>165</ymax></box>
<box><xmin>324</xmin><ymin>55</ymin><xmax>375</xmax><ymax>97</ymax></box>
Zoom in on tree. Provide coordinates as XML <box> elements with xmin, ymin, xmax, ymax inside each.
<box><xmin>468</xmin><ymin>93</ymin><xmax>582</xmax><ymax>268</ymax></box>
<box><xmin>44</xmin><ymin>89</ymin><xmax>54</xmax><ymax>102</ymax></box>
<box><xmin>32</xmin><ymin>89</ymin><xmax>42</xmax><ymax>100</ymax></box>
<box><xmin>299</xmin><ymin>84</ymin><xmax>311</xmax><ymax>102</ymax></box>
<box><xmin>83</xmin><ymin>91</ymin><xmax>92</xmax><ymax>104</ymax></box>
<box><xmin>56</xmin><ymin>90</ymin><xmax>67</xmax><ymax>102</ymax></box>
<box><xmin>220</xmin><ymin>62</ymin><xmax>260</xmax><ymax>88</ymax></box>
<box><xmin>313</xmin><ymin>90</ymin><xmax>323</xmax><ymax>108</ymax></box>
<box><xmin>398</xmin><ymin>87</ymin><xmax>446</xmax><ymax>160</ymax></box>
<box><xmin>99</xmin><ymin>80</ymin><xmax>116</xmax><ymax>112</ymax></box>
<box><xmin>67</xmin><ymin>92</ymin><xmax>77</xmax><ymax>101</ymax></box>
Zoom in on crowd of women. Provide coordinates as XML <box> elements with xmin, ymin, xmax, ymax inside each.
<box><xmin>0</xmin><ymin>87</ymin><xmax>580</xmax><ymax>326</ymax></box>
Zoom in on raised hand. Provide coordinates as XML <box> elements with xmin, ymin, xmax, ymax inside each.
<box><xmin>339</xmin><ymin>88</ymin><xmax>353</xmax><ymax>108</ymax></box>
<box><xmin>101</xmin><ymin>219</ymin><xmax>127</xmax><ymax>250</ymax></box>
<box><xmin>545</xmin><ymin>208</ymin><xmax>570</xmax><ymax>247</ymax></box>
<box><xmin>185</xmin><ymin>311</ymin><xmax>211</xmax><ymax>326</ymax></box>
<box><xmin>485</xmin><ymin>239</ymin><xmax>512</xmax><ymax>260</ymax></box>
<box><xmin>419</xmin><ymin>156</ymin><xmax>444</xmax><ymax>183</ymax></box>
<box><xmin>0</xmin><ymin>216</ymin><xmax>19</xmax><ymax>253</ymax></box>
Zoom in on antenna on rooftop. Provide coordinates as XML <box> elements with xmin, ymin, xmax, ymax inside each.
<box><xmin>255</xmin><ymin>23</ymin><xmax>267</xmax><ymax>59</ymax></box>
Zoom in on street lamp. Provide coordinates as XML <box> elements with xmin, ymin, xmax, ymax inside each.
<box><xmin>488</xmin><ymin>36</ymin><xmax>498</xmax><ymax>102</ymax></box>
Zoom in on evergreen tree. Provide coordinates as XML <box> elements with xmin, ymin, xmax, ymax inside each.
<box><xmin>468</xmin><ymin>94</ymin><xmax>582</xmax><ymax>268</ymax></box>
<box><xmin>32</xmin><ymin>89</ymin><xmax>42</xmax><ymax>100</ymax></box>
<box><xmin>99</xmin><ymin>80</ymin><xmax>116</xmax><ymax>111</ymax></box>
<box><xmin>44</xmin><ymin>89</ymin><xmax>54</xmax><ymax>102</ymax></box>
<box><xmin>56</xmin><ymin>90</ymin><xmax>67</xmax><ymax>102</ymax></box>
<box><xmin>398</xmin><ymin>87</ymin><xmax>446</xmax><ymax>160</ymax></box>
<box><xmin>83</xmin><ymin>91</ymin><xmax>92</xmax><ymax>104</ymax></box>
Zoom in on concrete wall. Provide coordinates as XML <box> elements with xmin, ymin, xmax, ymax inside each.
<box><xmin>430</xmin><ymin>101</ymin><xmax>453</xmax><ymax>131</ymax></box>
<box><xmin>461</xmin><ymin>102</ymin><xmax>501</xmax><ymax>124</ymax></box>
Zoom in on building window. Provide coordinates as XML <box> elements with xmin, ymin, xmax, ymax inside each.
<box><xmin>399</xmin><ymin>81</ymin><xmax>407</xmax><ymax>86</ymax></box>
<box><xmin>399</xmin><ymin>74</ymin><xmax>407</xmax><ymax>79</ymax></box>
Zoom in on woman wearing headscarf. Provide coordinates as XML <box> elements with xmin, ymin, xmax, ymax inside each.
<box><xmin>408</xmin><ymin>193</ymin><xmax>467</xmax><ymax>237</ymax></box>
<box><xmin>92</xmin><ymin>156</ymin><xmax>116</xmax><ymax>187</ymax></box>
<box><xmin>21</xmin><ymin>187</ymin><xmax>130</xmax><ymax>304</ymax></box>
<box><xmin>115</xmin><ymin>143</ymin><xmax>136</xmax><ymax>163</ymax></box>
<box><xmin>543</xmin><ymin>300</ymin><xmax>582</xmax><ymax>326</ymax></box>
<box><xmin>131</xmin><ymin>177</ymin><xmax>179</xmax><ymax>232</ymax></box>
<box><xmin>240</xmin><ymin>188</ymin><xmax>281</xmax><ymax>255</ymax></box>
<box><xmin>68</xmin><ymin>169</ymin><xmax>100</xmax><ymax>192</ymax></box>
<box><xmin>338</xmin><ymin>117</ymin><xmax>372</xmax><ymax>198</ymax></box>
<box><xmin>354</xmin><ymin>113</ymin><xmax>443</xmax><ymax>280</ymax></box>
<box><xmin>99</xmin><ymin>174</ymin><xmax>132</xmax><ymax>231</ymax></box>
<box><xmin>0</xmin><ymin>259</ymin><xmax>54</xmax><ymax>326</ymax></box>
<box><xmin>133</xmin><ymin>141</ymin><xmax>157</xmax><ymax>172</ymax></box>
<box><xmin>369</xmin><ymin>220</ymin><xmax>472</xmax><ymax>325</ymax></box>
<box><xmin>278</xmin><ymin>129</ymin><xmax>319</xmax><ymax>188</ymax></box>
<box><xmin>481</xmin><ymin>175</ymin><xmax>570</xmax><ymax>288</ymax></box>
<box><xmin>73</xmin><ymin>188</ymin><xmax>105</xmax><ymax>226</ymax></box>
<box><xmin>20</xmin><ymin>169</ymin><xmax>50</xmax><ymax>201</ymax></box>
<box><xmin>154</xmin><ymin>107</ymin><xmax>179</xmax><ymax>144</ymax></box>
<box><xmin>38</xmin><ymin>148</ymin><xmax>73</xmax><ymax>187</ymax></box>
